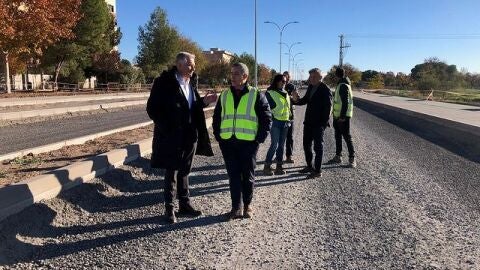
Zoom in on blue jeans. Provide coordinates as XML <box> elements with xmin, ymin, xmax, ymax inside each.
<box><xmin>265</xmin><ymin>120</ymin><xmax>289</xmax><ymax>164</ymax></box>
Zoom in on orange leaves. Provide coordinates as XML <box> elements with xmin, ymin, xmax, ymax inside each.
<box><xmin>0</xmin><ymin>0</ymin><xmax>81</xmax><ymax>56</ymax></box>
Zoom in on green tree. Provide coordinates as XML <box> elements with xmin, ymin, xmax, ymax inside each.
<box><xmin>411</xmin><ymin>58</ymin><xmax>465</xmax><ymax>90</ymax></box>
<box><xmin>323</xmin><ymin>63</ymin><xmax>362</xmax><ymax>88</ymax></box>
<box><xmin>137</xmin><ymin>7</ymin><xmax>180</xmax><ymax>81</ymax></box>
<box><xmin>40</xmin><ymin>0</ymin><xmax>119</xmax><ymax>86</ymax></box>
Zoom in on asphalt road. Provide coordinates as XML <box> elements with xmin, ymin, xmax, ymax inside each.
<box><xmin>1</xmin><ymin>95</ymin><xmax>479</xmax><ymax>269</ymax></box>
<box><xmin>0</xmin><ymin>106</ymin><xmax>151</xmax><ymax>155</ymax></box>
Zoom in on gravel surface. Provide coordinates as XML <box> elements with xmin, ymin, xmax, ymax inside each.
<box><xmin>0</xmin><ymin>106</ymin><xmax>150</xmax><ymax>155</ymax></box>
<box><xmin>0</xmin><ymin>97</ymin><xmax>479</xmax><ymax>269</ymax></box>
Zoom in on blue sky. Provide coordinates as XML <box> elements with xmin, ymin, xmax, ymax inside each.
<box><xmin>117</xmin><ymin>0</ymin><xmax>480</xmax><ymax>77</ymax></box>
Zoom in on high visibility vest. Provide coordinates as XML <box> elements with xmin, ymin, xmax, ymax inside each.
<box><xmin>219</xmin><ymin>86</ymin><xmax>259</xmax><ymax>141</ymax></box>
<box><xmin>333</xmin><ymin>83</ymin><xmax>353</xmax><ymax>118</ymax></box>
<box><xmin>267</xmin><ymin>90</ymin><xmax>291</xmax><ymax>121</ymax></box>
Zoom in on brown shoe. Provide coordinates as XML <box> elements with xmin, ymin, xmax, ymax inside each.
<box><xmin>274</xmin><ymin>163</ymin><xmax>286</xmax><ymax>175</ymax></box>
<box><xmin>165</xmin><ymin>207</ymin><xmax>177</xmax><ymax>224</ymax></box>
<box><xmin>263</xmin><ymin>162</ymin><xmax>274</xmax><ymax>176</ymax></box>
<box><xmin>226</xmin><ymin>208</ymin><xmax>243</xmax><ymax>221</ymax></box>
<box><xmin>243</xmin><ymin>205</ymin><xmax>253</xmax><ymax>218</ymax></box>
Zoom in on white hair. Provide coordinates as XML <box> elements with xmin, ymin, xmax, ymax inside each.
<box><xmin>232</xmin><ymin>62</ymin><xmax>249</xmax><ymax>76</ymax></box>
<box><xmin>176</xmin><ymin>52</ymin><xmax>195</xmax><ymax>64</ymax></box>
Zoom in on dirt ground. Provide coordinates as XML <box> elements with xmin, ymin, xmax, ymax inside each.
<box><xmin>0</xmin><ymin>124</ymin><xmax>154</xmax><ymax>187</ymax></box>
<box><xmin>0</xmin><ymin>89</ymin><xmax>150</xmax><ymax>99</ymax></box>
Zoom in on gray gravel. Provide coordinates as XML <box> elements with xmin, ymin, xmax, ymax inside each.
<box><xmin>0</xmin><ymin>97</ymin><xmax>479</xmax><ymax>269</ymax></box>
<box><xmin>0</xmin><ymin>106</ymin><xmax>150</xmax><ymax>155</ymax></box>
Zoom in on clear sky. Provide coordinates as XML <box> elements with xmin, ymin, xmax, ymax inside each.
<box><xmin>117</xmin><ymin>0</ymin><xmax>480</xmax><ymax>78</ymax></box>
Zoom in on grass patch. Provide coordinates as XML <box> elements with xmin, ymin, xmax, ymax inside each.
<box><xmin>0</xmin><ymin>171</ymin><xmax>6</xmax><ymax>178</ymax></box>
<box><xmin>10</xmin><ymin>155</ymin><xmax>43</xmax><ymax>166</ymax></box>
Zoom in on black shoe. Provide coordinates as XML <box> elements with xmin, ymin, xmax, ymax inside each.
<box><xmin>165</xmin><ymin>207</ymin><xmax>177</xmax><ymax>224</ymax></box>
<box><xmin>299</xmin><ymin>166</ymin><xmax>314</xmax><ymax>174</ymax></box>
<box><xmin>306</xmin><ymin>171</ymin><xmax>322</xmax><ymax>179</ymax></box>
<box><xmin>326</xmin><ymin>155</ymin><xmax>342</xmax><ymax>165</ymax></box>
<box><xmin>178</xmin><ymin>203</ymin><xmax>202</xmax><ymax>217</ymax></box>
<box><xmin>225</xmin><ymin>208</ymin><xmax>243</xmax><ymax>221</ymax></box>
<box><xmin>285</xmin><ymin>156</ymin><xmax>295</xmax><ymax>164</ymax></box>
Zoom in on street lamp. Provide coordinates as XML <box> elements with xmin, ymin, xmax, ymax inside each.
<box><xmin>264</xmin><ymin>20</ymin><xmax>299</xmax><ymax>72</ymax></box>
<box><xmin>281</xmin><ymin>41</ymin><xmax>301</xmax><ymax>73</ymax></box>
<box><xmin>291</xmin><ymin>52</ymin><xmax>302</xmax><ymax>79</ymax></box>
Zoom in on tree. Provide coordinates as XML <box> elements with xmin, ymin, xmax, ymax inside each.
<box><xmin>177</xmin><ymin>37</ymin><xmax>207</xmax><ymax>73</ymax></box>
<box><xmin>91</xmin><ymin>51</ymin><xmax>121</xmax><ymax>84</ymax></box>
<box><xmin>200</xmin><ymin>61</ymin><xmax>230</xmax><ymax>87</ymax></box>
<box><xmin>137</xmin><ymin>7</ymin><xmax>180</xmax><ymax>81</ymax></box>
<box><xmin>40</xmin><ymin>0</ymin><xmax>119</xmax><ymax>87</ymax></box>
<box><xmin>395</xmin><ymin>72</ymin><xmax>411</xmax><ymax>89</ymax></box>
<box><xmin>0</xmin><ymin>0</ymin><xmax>81</xmax><ymax>93</ymax></box>
<box><xmin>323</xmin><ymin>63</ymin><xmax>362</xmax><ymax>88</ymax></box>
<box><xmin>410</xmin><ymin>57</ymin><xmax>465</xmax><ymax>90</ymax></box>
<box><xmin>383</xmin><ymin>72</ymin><xmax>396</xmax><ymax>87</ymax></box>
<box><xmin>258</xmin><ymin>64</ymin><xmax>273</xmax><ymax>85</ymax></box>
<box><xmin>118</xmin><ymin>60</ymin><xmax>146</xmax><ymax>85</ymax></box>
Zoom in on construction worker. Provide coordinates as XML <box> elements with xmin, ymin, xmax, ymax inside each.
<box><xmin>212</xmin><ymin>62</ymin><xmax>272</xmax><ymax>220</ymax></box>
<box><xmin>283</xmin><ymin>71</ymin><xmax>297</xmax><ymax>164</ymax></box>
<box><xmin>263</xmin><ymin>74</ymin><xmax>292</xmax><ymax>175</ymax></box>
<box><xmin>291</xmin><ymin>68</ymin><xmax>332</xmax><ymax>179</ymax></box>
<box><xmin>327</xmin><ymin>67</ymin><xmax>356</xmax><ymax>168</ymax></box>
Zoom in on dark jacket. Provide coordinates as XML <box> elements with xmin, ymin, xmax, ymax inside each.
<box><xmin>293</xmin><ymin>81</ymin><xmax>332</xmax><ymax>128</ymax></box>
<box><xmin>146</xmin><ymin>67</ymin><xmax>213</xmax><ymax>169</ymax></box>
<box><xmin>337</xmin><ymin>77</ymin><xmax>351</xmax><ymax>118</ymax></box>
<box><xmin>212</xmin><ymin>84</ymin><xmax>272</xmax><ymax>144</ymax></box>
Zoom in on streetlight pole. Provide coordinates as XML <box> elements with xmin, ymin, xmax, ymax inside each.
<box><xmin>280</xmin><ymin>41</ymin><xmax>301</xmax><ymax>74</ymax></box>
<box><xmin>264</xmin><ymin>21</ymin><xmax>299</xmax><ymax>72</ymax></box>
<box><xmin>291</xmin><ymin>52</ymin><xmax>302</xmax><ymax>79</ymax></box>
<box><xmin>254</xmin><ymin>0</ymin><xmax>258</xmax><ymax>88</ymax></box>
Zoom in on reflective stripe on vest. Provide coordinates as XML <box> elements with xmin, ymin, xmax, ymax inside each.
<box><xmin>219</xmin><ymin>86</ymin><xmax>259</xmax><ymax>141</ymax></box>
<box><xmin>267</xmin><ymin>90</ymin><xmax>291</xmax><ymax>121</ymax></box>
<box><xmin>333</xmin><ymin>83</ymin><xmax>353</xmax><ymax>118</ymax></box>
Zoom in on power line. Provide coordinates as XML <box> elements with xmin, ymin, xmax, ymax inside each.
<box><xmin>345</xmin><ymin>34</ymin><xmax>480</xmax><ymax>40</ymax></box>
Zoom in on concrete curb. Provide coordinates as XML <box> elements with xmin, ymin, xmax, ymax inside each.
<box><xmin>0</xmin><ymin>121</ymin><xmax>153</xmax><ymax>162</ymax></box>
<box><xmin>0</xmin><ymin>117</ymin><xmax>213</xmax><ymax>222</ymax></box>
<box><xmin>354</xmin><ymin>96</ymin><xmax>480</xmax><ymax>163</ymax></box>
<box><xmin>0</xmin><ymin>93</ymin><xmax>150</xmax><ymax>107</ymax></box>
<box><xmin>0</xmin><ymin>100</ymin><xmax>146</xmax><ymax>121</ymax></box>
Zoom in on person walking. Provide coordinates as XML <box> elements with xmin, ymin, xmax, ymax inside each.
<box><xmin>212</xmin><ymin>62</ymin><xmax>272</xmax><ymax>220</ymax></box>
<box><xmin>263</xmin><ymin>74</ymin><xmax>292</xmax><ymax>176</ymax></box>
<box><xmin>326</xmin><ymin>67</ymin><xmax>356</xmax><ymax>168</ymax></box>
<box><xmin>146</xmin><ymin>52</ymin><xmax>218</xmax><ymax>224</ymax></box>
<box><xmin>283</xmin><ymin>71</ymin><xmax>297</xmax><ymax>164</ymax></box>
<box><xmin>292</xmin><ymin>68</ymin><xmax>332</xmax><ymax>179</ymax></box>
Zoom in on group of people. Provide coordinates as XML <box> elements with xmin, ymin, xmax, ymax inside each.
<box><xmin>146</xmin><ymin>51</ymin><xmax>356</xmax><ymax>223</ymax></box>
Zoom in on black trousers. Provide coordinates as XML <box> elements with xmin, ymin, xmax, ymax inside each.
<box><xmin>303</xmin><ymin>125</ymin><xmax>325</xmax><ymax>173</ymax></box>
<box><xmin>333</xmin><ymin>118</ymin><xmax>355</xmax><ymax>158</ymax></box>
<box><xmin>164</xmin><ymin>141</ymin><xmax>197</xmax><ymax>209</ymax></box>
<box><xmin>286</xmin><ymin>121</ymin><xmax>294</xmax><ymax>157</ymax></box>
<box><xmin>220</xmin><ymin>140</ymin><xmax>259</xmax><ymax>210</ymax></box>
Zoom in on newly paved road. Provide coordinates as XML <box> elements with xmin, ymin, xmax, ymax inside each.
<box><xmin>0</xmin><ymin>106</ymin><xmax>150</xmax><ymax>155</ymax></box>
<box><xmin>1</xmin><ymin>92</ymin><xmax>479</xmax><ymax>269</ymax></box>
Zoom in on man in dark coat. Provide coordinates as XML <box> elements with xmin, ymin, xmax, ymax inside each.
<box><xmin>292</xmin><ymin>68</ymin><xmax>332</xmax><ymax>179</ymax></box>
<box><xmin>146</xmin><ymin>52</ymin><xmax>217</xmax><ymax>224</ymax></box>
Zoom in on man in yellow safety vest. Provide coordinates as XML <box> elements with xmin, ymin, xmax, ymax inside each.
<box><xmin>327</xmin><ymin>67</ymin><xmax>356</xmax><ymax>168</ymax></box>
<box><xmin>212</xmin><ymin>62</ymin><xmax>272</xmax><ymax>220</ymax></box>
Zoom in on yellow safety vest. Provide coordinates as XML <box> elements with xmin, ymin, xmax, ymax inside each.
<box><xmin>333</xmin><ymin>83</ymin><xmax>353</xmax><ymax>118</ymax></box>
<box><xmin>267</xmin><ymin>90</ymin><xmax>291</xmax><ymax>121</ymax></box>
<box><xmin>219</xmin><ymin>86</ymin><xmax>259</xmax><ymax>141</ymax></box>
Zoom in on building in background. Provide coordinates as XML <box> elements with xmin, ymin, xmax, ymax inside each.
<box><xmin>203</xmin><ymin>48</ymin><xmax>234</xmax><ymax>64</ymax></box>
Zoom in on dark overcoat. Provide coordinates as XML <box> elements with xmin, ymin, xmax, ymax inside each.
<box><xmin>146</xmin><ymin>67</ymin><xmax>213</xmax><ymax>169</ymax></box>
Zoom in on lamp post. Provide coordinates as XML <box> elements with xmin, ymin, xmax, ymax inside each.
<box><xmin>264</xmin><ymin>21</ymin><xmax>299</xmax><ymax>72</ymax></box>
<box><xmin>254</xmin><ymin>0</ymin><xmax>258</xmax><ymax>88</ymax></box>
<box><xmin>281</xmin><ymin>41</ymin><xmax>301</xmax><ymax>73</ymax></box>
<box><xmin>291</xmin><ymin>52</ymin><xmax>302</xmax><ymax>79</ymax></box>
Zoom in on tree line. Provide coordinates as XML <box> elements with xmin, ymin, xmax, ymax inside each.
<box><xmin>323</xmin><ymin>58</ymin><xmax>480</xmax><ymax>91</ymax></box>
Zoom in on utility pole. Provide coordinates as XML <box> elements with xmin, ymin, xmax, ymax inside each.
<box><xmin>339</xmin><ymin>34</ymin><xmax>351</xmax><ymax>67</ymax></box>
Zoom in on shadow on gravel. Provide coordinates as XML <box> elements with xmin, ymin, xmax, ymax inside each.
<box><xmin>0</xmin><ymin>203</ymin><xmax>225</xmax><ymax>266</ymax></box>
